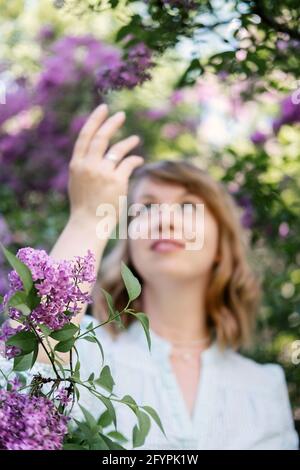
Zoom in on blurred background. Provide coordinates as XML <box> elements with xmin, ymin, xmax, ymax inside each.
<box><xmin>0</xmin><ymin>0</ymin><xmax>299</xmax><ymax>427</ymax></box>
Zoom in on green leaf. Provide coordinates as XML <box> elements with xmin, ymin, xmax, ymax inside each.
<box><xmin>120</xmin><ymin>394</ymin><xmax>138</xmax><ymax>413</ymax></box>
<box><xmin>98</xmin><ymin>395</ymin><xmax>117</xmax><ymax>427</ymax></box>
<box><xmin>79</xmin><ymin>404</ymin><xmax>98</xmax><ymax>430</ymax></box>
<box><xmin>88</xmin><ymin>372</ymin><xmax>95</xmax><ymax>383</ymax></box>
<box><xmin>54</xmin><ymin>337</ymin><xmax>75</xmax><ymax>352</ymax></box>
<box><xmin>26</xmin><ymin>285</ymin><xmax>41</xmax><ymax>310</ymax></box>
<box><xmin>97</xmin><ymin>409</ymin><xmax>113</xmax><ymax>428</ymax></box>
<box><xmin>128</xmin><ymin>312</ymin><xmax>151</xmax><ymax>351</ymax></box>
<box><xmin>74</xmin><ymin>360</ymin><xmax>81</xmax><ymax>378</ymax></box>
<box><xmin>89</xmin><ymin>435</ymin><xmax>110</xmax><ymax>450</ymax></box>
<box><xmin>95</xmin><ymin>365</ymin><xmax>115</xmax><ymax>393</ymax></box>
<box><xmin>142</xmin><ymin>405</ymin><xmax>165</xmax><ymax>436</ymax></box>
<box><xmin>8</xmin><ymin>291</ymin><xmax>31</xmax><ymax>316</ymax></box>
<box><xmin>74</xmin><ymin>385</ymin><xmax>80</xmax><ymax>401</ymax></box>
<box><xmin>50</xmin><ymin>323</ymin><xmax>78</xmax><ymax>341</ymax></box>
<box><xmin>63</xmin><ymin>443</ymin><xmax>87</xmax><ymax>450</ymax></box>
<box><xmin>31</xmin><ymin>341</ymin><xmax>39</xmax><ymax>368</ymax></box>
<box><xmin>100</xmin><ymin>288</ymin><xmax>115</xmax><ymax>320</ymax></box>
<box><xmin>0</xmin><ymin>244</ymin><xmax>33</xmax><ymax>294</ymax></box>
<box><xmin>0</xmin><ymin>295</ymin><xmax>3</xmax><ymax>304</ymax></box>
<box><xmin>82</xmin><ymin>335</ymin><xmax>97</xmax><ymax>343</ymax></box>
<box><xmin>112</xmin><ymin>309</ymin><xmax>124</xmax><ymax>330</ymax></box>
<box><xmin>107</xmin><ymin>430</ymin><xmax>128</xmax><ymax>444</ymax></box>
<box><xmin>73</xmin><ymin>419</ymin><xmax>99</xmax><ymax>444</ymax></box>
<box><xmin>7</xmin><ymin>331</ymin><xmax>38</xmax><ymax>354</ymax></box>
<box><xmin>121</xmin><ymin>262</ymin><xmax>141</xmax><ymax>302</ymax></box>
<box><xmin>132</xmin><ymin>410</ymin><xmax>151</xmax><ymax>448</ymax></box>
<box><xmin>85</xmin><ymin>321</ymin><xmax>94</xmax><ymax>330</ymax></box>
<box><xmin>13</xmin><ymin>352</ymin><xmax>34</xmax><ymax>371</ymax></box>
<box><xmin>100</xmin><ymin>433</ymin><xmax>125</xmax><ymax>450</ymax></box>
<box><xmin>39</xmin><ymin>324</ymin><xmax>52</xmax><ymax>337</ymax></box>
<box><xmin>54</xmin><ymin>359</ymin><xmax>66</xmax><ymax>379</ymax></box>
<box><xmin>84</xmin><ymin>321</ymin><xmax>96</xmax><ymax>336</ymax></box>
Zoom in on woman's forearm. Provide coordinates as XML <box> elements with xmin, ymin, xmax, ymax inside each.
<box><xmin>50</xmin><ymin>211</ymin><xmax>110</xmax><ymax>324</ymax></box>
<box><xmin>34</xmin><ymin>213</ymin><xmax>110</xmax><ymax>364</ymax></box>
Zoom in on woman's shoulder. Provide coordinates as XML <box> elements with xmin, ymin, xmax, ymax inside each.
<box><xmin>219</xmin><ymin>346</ymin><xmax>288</xmax><ymax>394</ymax></box>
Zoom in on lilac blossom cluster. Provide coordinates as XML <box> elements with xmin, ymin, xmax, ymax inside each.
<box><xmin>0</xmin><ymin>33</ymin><xmax>153</xmax><ymax>194</ymax></box>
<box><xmin>273</xmin><ymin>95</ymin><xmax>300</xmax><ymax>133</ymax></box>
<box><xmin>1</xmin><ymin>247</ymin><xmax>96</xmax><ymax>332</ymax></box>
<box><xmin>251</xmin><ymin>95</ymin><xmax>300</xmax><ymax>144</ymax></box>
<box><xmin>0</xmin><ymin>387</ymin><xmax>68</xmax><ymax>450</ymax></box>
<box><xmin>97</xmin><ymin>42</ymin><xmax>153</xmax><ymax>92</ymax></box>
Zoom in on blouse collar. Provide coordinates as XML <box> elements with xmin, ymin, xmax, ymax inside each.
<box><xmin>126</xmin><ymin>319</ymin><xmax>227</xmax><ymax>365</ymax></box>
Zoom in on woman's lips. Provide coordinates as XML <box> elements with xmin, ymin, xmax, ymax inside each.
<box><xmin>150</xmin><ymin>239</ymin><xmax>185</xmax><ymax>253</ymax></box>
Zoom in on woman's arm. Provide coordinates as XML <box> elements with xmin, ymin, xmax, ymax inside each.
<box><xmin>36</xmin><ymin>103</ymin><xmax>143</xmax><ymax>362</ymax></box>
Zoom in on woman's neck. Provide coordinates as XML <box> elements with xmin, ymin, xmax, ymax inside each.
<box><xmin>141</xmin><ymin>276</ymin><xmax>210</xmax><ymax>343</ymax></box>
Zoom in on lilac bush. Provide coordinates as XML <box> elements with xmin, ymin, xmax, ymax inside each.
<box><xmin>0</xmin><ymin>246</ymin><xmax>164</xmax><ymax>450</ymax></box>
<box><xmin>0</xmin><ymin>34</ymin><xmax>154</xmax><ymax>195</ymax></box>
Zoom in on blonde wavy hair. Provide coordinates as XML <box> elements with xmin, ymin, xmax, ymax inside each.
<box><xmin>92</xmin><ymin>159</ymin><xmax>261</xmax><ymax>350</ymax></box>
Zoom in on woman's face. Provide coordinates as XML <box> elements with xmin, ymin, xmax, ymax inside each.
<box><xmin>128</xmin><ymin>177</ymin><xmax>219</xmax><ymax>284</ymax></box>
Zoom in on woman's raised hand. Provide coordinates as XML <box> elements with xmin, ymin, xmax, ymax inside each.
<box><xmin>68</xmin><ymin>104</ymin><xmax>143</xmax><ymax>221</ymax></box>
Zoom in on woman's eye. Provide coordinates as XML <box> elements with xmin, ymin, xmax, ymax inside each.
<box><xmin>180</xmin><ymin>201</ymin><xmax>198</xmax><ymax>210</ymax></box>
<box><xmin>134</xmin><ymin>203</ymin><xmax>152</xmax><ymax>216</ymax></box>
<box><xmin>140</xmin><ymin>203</ymin><xmax>152</xmax><ymax>213</ymax></box>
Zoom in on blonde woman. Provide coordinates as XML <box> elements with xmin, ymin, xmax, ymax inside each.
<box><xmin>37</xmin><ymin>104</ymin><xmax>298</xmax><ymax>449</ymax></box>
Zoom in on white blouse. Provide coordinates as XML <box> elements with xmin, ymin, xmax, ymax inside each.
<box><xmin>1</xmin><ymin>318</ymin><xmax>299</xmax><ymax>450</ymax></box>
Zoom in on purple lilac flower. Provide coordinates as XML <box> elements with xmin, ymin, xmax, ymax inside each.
<box><xmin>3</xmin><ymin>248</ymin><xmax>96</xmax><ymax>331</ymax></box>
<box><xmin>250</xmin><ymin>131</ymin><xmax>268</xmax><ymax>145</ymax></box>
<box><xmin>142</xmin><ymin>108</ymin><xmax>169</xmax><ymax>121</ymax></box>
<box><xmin>279</xmin><ymin>222</ymin><xmax>289</xmax><ymax>238</ymax></box>
<box><xmin>8</xmin><ymin>376</ymin><xmax>22</xmax><ymax>391</ymax></box>
<box><xmin>170</xmin><ymin>89</ymin><xmax>184</xmax><ymax>105</ymax></box>
<box><xmin>56</xmin><ymin>388</ymin><xmax>71</xmax><ymax>406</ymax></box>
<box><xmin>37</xmin><ymin>35</ymin><xmax>153</xmax><ymax>103</ymax></box>
<box><xmin>70</xmin><ymin>113</ymin><xmax>89</xmax><ymax>135</ymax></box>
<box><xmin>38</xmin><ymin>24</ymin><xmax>56</xmax><ymax>42</ymax></box>
<box><xmin>0</xmin><ymin>79</ymin><xmax>30</xmax><ymax>127</ymax></box>
<box><xmin>97</xmin><ymin>42</ymin><xmax>154</xmax><ymax>92</ymax></box>
<box><xmin>236</xmin><ymin>195</ymin><xmax>255</xmax><ymax>229</ymax></box>
<box><xmin>0</xmin><ymin>389</ymin><xmax>68</xmax><ymax>450</ymax></box>
<box><xmin>273</xmin><ymin>95</ymin><xmax>300</xmax><ymax>133</ymax></box>
<box><xmin>0</xmin><ymin>321</ymin><xmax>23</xmax><ymax>359</ymax></box>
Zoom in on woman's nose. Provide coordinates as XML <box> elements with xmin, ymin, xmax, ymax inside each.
<box><xmin>152</xmin><ymin>205</ymin><xmax>176</xmax><ymax>235</ymax></box>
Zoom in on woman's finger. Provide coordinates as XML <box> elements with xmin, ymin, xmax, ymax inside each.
<box><xmin>115</xmin><ymin>155</ymin><xmax>144</xmax><ymax>180</ymax></box>
<box><xmin>86</xmin><ymin>111</ymin><xmax>126</xmax><ymax>162</ymax></box>
<box><xmin>101</xmin><ymin>135</ymin><xmax>140</xmax><ymax>169</ymax></box>
<box><xmin>71</xmin><ymin>104</ymin><xmax>109</xmax><ymax>161</ymax></box>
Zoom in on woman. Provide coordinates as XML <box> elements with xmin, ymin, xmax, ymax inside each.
<box><xmin>27</xmin><ymin>104</ymin><xmax>300</xmax><ymax>449</ymax></box>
